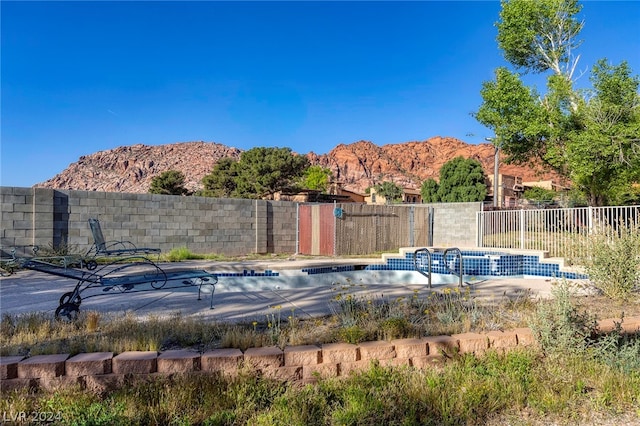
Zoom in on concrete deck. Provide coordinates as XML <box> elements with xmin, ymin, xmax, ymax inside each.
<box><xmin>0</xmin><ymin>258</ymin><xmax>570</xmax><ymax>323</ymax></box>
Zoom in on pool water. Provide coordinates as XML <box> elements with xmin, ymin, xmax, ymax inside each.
<box><xmin>211</xmin><ymin>249</ymin><xmax>587</xmax><ymax>293</ymax></box>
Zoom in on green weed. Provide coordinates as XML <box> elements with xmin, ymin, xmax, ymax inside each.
<box><xmin>164</xmin><ymin>246</ymin><xmax>206</xmax><ymax>262</ymax></box>
<box><xmin>529</xmin><ymin>279</ymin><xmax>598</xmax><ymax>357</ymax></box>
<box><xmin>2</xmin><ymin>344</ymin><xmax>639</xmax><ymax>425</ymax></box>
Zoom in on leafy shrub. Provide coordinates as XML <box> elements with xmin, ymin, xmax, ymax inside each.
<box><xmin>523</xmin><ymin>186</ymin><xmax>557</xmax><ymax>203</ymax></box>
<box><xmin>574</xmin><ymin>223</ymin><xmax>640</xmax><ymax>299</ymax></box>
<box><xmin>380</xmin><ymin>317</ymin><xmax>412</xmax><ymax>340</ymax></box>
<box><xmin>37</xmin><ymin>242</ymin><xmax>82</xmax><ymax>257</ymax></box>
<box><xmin>149</xmin><ymin>170</ymin><xmax>190</xmax><ymax>195</ymax></box>
<box><xmin>593</xmin><ymin>318</ymin><xmax>640</xmax><ymax>374</ymax></box>
<box><xmin>338</xmin><ymin>325</ymin><xmax>366</xmax><ymax>344</ymax></box>
<box><xmin>529</xmin><ymin>280</ymin><xmax>598</xmax><ymax>357</ymax></box>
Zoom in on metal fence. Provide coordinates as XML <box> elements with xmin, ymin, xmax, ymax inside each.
<box><xmin>477</xmin><ymin>205</ymin><xmax>640</xmax><ymax>259</ymax></box>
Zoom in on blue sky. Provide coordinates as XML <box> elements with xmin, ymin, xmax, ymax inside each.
<box><xmin>2</xmin><ymin>1</ymin><xmax>639</xmax><ymax>188</ymax></box>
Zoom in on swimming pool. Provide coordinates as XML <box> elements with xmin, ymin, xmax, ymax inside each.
<box><xmin>367</xmin><ymin>249</ymin><xmax>588</xmax><ymax>279</ymax></box>
<box><xmin>211</xmin><ymin>248</ymin><xmax>588</xmax><ymax>293</ymax></box>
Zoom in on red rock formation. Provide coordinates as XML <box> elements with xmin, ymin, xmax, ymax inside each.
<box><xmin>36</xmin><ymin>137</ymin><xmax>561</xmax><ymax>194</ymax></box>
<box><xmin>37</xmin><ymin>142</ymin><xmax>241</xmax><ymax>193</ymax></box>
<box><xmin>310</xmin><ymin>136</ymin><xmax>560</xmax><ymax>193</ymax></box>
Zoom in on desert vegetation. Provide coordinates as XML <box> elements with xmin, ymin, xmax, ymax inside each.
<box><xmin>2</xmin><ymin>212</ymin><xmax>639</xmax><ymax>424</ymax></box>
<box><xmin>1</xmin><ymin>280</ymin><xmax>639</xmax><ymax>425</ymax></box>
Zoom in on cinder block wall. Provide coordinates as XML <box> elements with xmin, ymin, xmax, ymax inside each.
<box><xmin>0</xmin><ymin>187</ymin><xmax>51</xmax><ymax>256</ymax></box>
<box><xmin>265</xmin><ymin>200</ymin><xmax>298</xmax><ymax>254</ymax></box>
<box><xmin>1</xmin><ymin>187</ymin><xmax>482</xmax><ymax>257</ymax></box>
<box><xmin>1</xmin><ymin>187</ymin><xmax>298</xmax><ymax>256</ymax></box>
<box><xmin>426</xmin><ymin>202</ymin><xmax>482</xmax><ymax>247</ymax></box>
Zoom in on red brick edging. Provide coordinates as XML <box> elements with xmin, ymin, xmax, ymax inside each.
<box><xmin>2</xmin><ymin>317</ymin><xmax>639</xmax><ymax>394</ymax></box>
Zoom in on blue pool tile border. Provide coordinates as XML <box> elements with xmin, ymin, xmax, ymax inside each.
<box><xmin>366</xmin><ymin>251</ymin><xmax>588</xmax><ymax>280</ymax></box>
<box><xmin>302</xmin><ymin>265</ymin><xmax>356</xmax><ymax>275</ymax></box>
<box><xmin>214</xmin><ymin>270</ymin><xmax>279</xmax><ymax>277</ymax></box>
<box><xmin>211</xmin><ymin>253</ymin><xmax>588</xmax><ymax>280</ymax></box>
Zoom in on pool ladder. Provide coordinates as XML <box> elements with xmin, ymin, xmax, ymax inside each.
<box><xmin>413</xmin><ymin>248</ymin><xmax>432</xmax><ymax>288</ymax></box>
<box><xmin>413</xmin><ymin>247</ymin><xmax>464</xmax><ymax>288</ymax></box>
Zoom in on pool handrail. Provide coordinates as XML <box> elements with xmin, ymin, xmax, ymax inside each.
<box><xmin>413</xmin><ymin>248</ymin><xmax>432</xmax><ymax>288</ymax></box>
<box><xmin>442</xmin><ymin>247</ymin><xmax>464</xmax><ymax>287</ymax></box>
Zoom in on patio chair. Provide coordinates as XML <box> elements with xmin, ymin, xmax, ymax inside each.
<box><xmin>18</xmin><ymin>255</ymin><xmax>216</xmax><ymax>320</ymax></box>
<box><xmin>85</xmin><ymin>218</ymin><xmax>161</xmax><ymax>259</ymax></box>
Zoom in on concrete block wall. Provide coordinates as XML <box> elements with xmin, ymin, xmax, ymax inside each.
<box><xmin>1</xmin><ymin>187</ymin><xmax>299</xmax><ymax>256</ymax></box>
<box><xmin>426</xmin><ymin>202</ymin><xmax>482</xmax><ymax>247</ymax></box>
<box><xmin>254</xmin><ymin>199</ymin><xmax>298</xmax><ymax>254</ymax></box>
<box><xmin>60</xmin><ymin>191</ymin><xmax>262</xmax><ymax>255</ymax></box>
<box><xmin>2</xmin><ymin>316</ymin><xmax>638</xmax><ymax>393</ymax></box>
<box><xmin>266</xmin><ymin>200</ymin><xmax>299</xmax><ymax>254</ymax></box>
<box><xmin>0</xmin><ymin>187</ymin><xmax>39</xmax><ymax>256</ymax></box>
<box><xmin>2</xmin><ymin>186</ymin><xmax>481</xmax><ymax>258</ymax></box>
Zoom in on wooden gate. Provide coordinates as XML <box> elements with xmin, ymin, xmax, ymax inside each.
<box><xmin>298</xmin><ymin>204</ymin><xmax>335</xmax><ymax>255</ymax></box>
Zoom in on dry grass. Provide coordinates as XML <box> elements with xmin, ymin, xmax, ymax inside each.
<box><xmin>1</xmin><ymin>281</ymin><xmax>639</xmax><ymax>425</ymax></box>
<box><xmin>572</xmin><ymin>293</ymin><xmax>640</xmax><ymax>320</ymax></box>
<box><xmin>1</xmin><ymin>282</ymin><xmax>638</xmax><ymax>357</ymax></box>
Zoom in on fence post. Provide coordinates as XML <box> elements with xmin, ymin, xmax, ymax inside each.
<box><xmin>295</xmin><ymin>203</ymin><xmax>299</xmax><ymax>255</ymax></box>
<box><xmin>333</xmin><ymin>201</ymin><xmax>337</xmax><ymax>256</ymax></box>
<box><xmin>428</xmin><ymin>207</ymin><xmax>434</xmax><ymax>247</ymax></box>
<box><xmin>476</xmin><ymin>211</ymin><xmax>483</xmax><ymax>247</ymax></box>
<box><xmin>520</xmin><ymin>209</ymin><xmax>525</xmax><ymax>249</ymax></box>
<box><xmin>588</xmin><ymin>206</ymin><xmax>593</xmax><ymax>234</ymax></box>
<box><xmin>254</xmin><ymin>200</ymin><xmax>268</xmax><ymax>254</ymax></box>
<box><xmin>32</xmin><ymin>188</ymin><xmax>55</xmax><ymax>249</ymax></box>
<box><xmin>409</xmin><ymin>206</ymin><xmax>415</xmax><ymax>247</ymax></box>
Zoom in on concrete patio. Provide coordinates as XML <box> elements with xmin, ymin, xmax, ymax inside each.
<box><xmin>0</xmin><ymin>258</ymin><xmax>566</xmax><ymax>323</ymax></box>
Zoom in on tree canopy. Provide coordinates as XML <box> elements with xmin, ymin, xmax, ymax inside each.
<box><xmin>420</xmin><ymin>178</ymin><xmax>440</xmax><ymax>203</ymax></box>
<box><xmin>523</xmin><ymin>186</ymin><xmax>558</xmax><ymax>203</ymax></box>
<box><xmin>475</xmin><ymin>0</ymin><xmax>640</xmax><ymax>206</ymax></box>
<box><xmin>566</xmin><ymin>60</ymin><xmax>640</xmax><ymax>206</ymax></box>
<box><xmin>200</xmin><ymin>158</ymin><xmax>238</xmax><ymax>198</ymax></box>
<box><xmin>434</xmin><ymin>157</ymin><xmax>487</xmax><ymax>203</ymax></box>
<box><xmin>149</xmin><ymin>170</ymin><xmax>190</xmax><ymax>195</ymax></box>
<box><xmin>373</xmin><ymin>181</ymin><xmax>403</xmax><ymax>204</ymax></box>
<box><xmin>497</xmin><ymin>0</ymin><xmax>583</xmax><ymax>77</ymax></box>
<box><xmin>300</xmin><ymin>165</ymin><xmax>333</xmax><ymax>193</ymax></box>
<box><xmin>201</xmin><ymin>147</ymin><xmax>310</xmax><ymax>199</ymax></box>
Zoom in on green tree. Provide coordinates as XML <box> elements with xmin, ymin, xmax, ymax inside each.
<box><xmin>149</xmin><ymin>170</ymin><xmax>190</xmax><ymax>195</ymax></box>
<box><xmin>200</xmin><ymin>157</ymin><xmax>238</xmax><ymax>198</ymax></box>
<box><xmin>497</xmin><ymin>0</ymin><xmax>583</xmax><ymax>77</ymax></box>
<box><xmin>475</xmin><ymin>68</ymin><xmax>550</xmax><ymax>170</ymax></box>
<box><xmin>300</xmin><ymin>165</ymin><xmax>333</xmax><ymax>192</ymax></box>
<box><xmin>566</xmin><ymin>60</ymin><xmax>640</xmax><ymax>206</ymax></box>
<box><xmin>373</xmin><ymin>181</ymin><xmax>403</xmax><ymax>204</ymax></box>
<box><xmin>233</xmin><ymin>147</ymin><xmax>310</xmax><ymax>198</ymax></box>
<box><xmin>200</xmin><ymin>148</ymin><xmax>310</xmax><ymax>199</ymax></box>
<box><xmin>475</xmin><ymin>0</ymin><xmax>640</xmax><ymax>206</ymax></box>
<box><xmin>523</xmin><ymin>186</ymin><xmax>557</xmax><ymax>203</ymax></box>
<box><xmin>420</xmin><ymin>178</ymin><xmax>440</xmax><ymax>203</ymax></box>
<box><xmin>436</xmin><ymin>157</ymin><xmax>487</xmax><ymax>203</ymax></box>
<box><xmin>610</xmin><ymin>185</ymin><xmax>640</xmax><ymax>206</ymax></box>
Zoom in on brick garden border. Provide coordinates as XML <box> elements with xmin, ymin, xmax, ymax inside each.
<box><xmin>2</xmin><ymin>317</ymin><xmax>639</xmax><ymax>394</ymax></box>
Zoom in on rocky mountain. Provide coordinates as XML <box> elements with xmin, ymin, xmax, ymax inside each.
<box><xmin>36</xmin><ymin>137</ymin><xmax>560</xmax><ymax>194</ymax></box>
<box><xmin>37</xmin><ymin>142</ymin><xmax>242</xmax><ymax>194</ymax></box>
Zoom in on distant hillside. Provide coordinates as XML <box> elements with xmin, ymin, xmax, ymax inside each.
<box><xmin>36</xmin><ymin>137</ymin><xmax>561</xmax><ymax>194</ymax></box>
<box><xmin>37</xmin><ymin>142</ymin><xmax>242</xmax><ymax>193</ymax></box>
